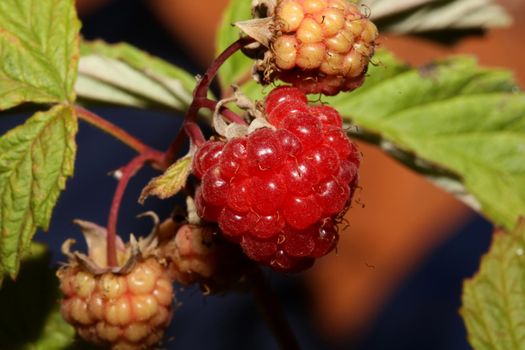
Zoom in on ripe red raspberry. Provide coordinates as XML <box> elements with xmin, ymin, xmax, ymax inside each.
<box><xmin>239</xmin><ymin>0</ymin><xmax>378</xmax><ymax>95</ymax></box>
<box><xmin>192</xmin><ymin>86</ymin><xmax>359</xmax><ymax>272</ymax></box>
<box><xmin>58</xmin><ymin>258</ymin><xmax>174</xmax><ymax>350</ymax></box>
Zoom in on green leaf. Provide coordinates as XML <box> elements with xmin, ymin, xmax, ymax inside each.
<box><xmin>0</xmin><ymin>0</ymin><xmax>80</xmax><ymax>110</ymax></box>
<box><xmin>362</xmin><ymin>0</ymin><xmax>511</xmax><ymax>33</ymax></box>
<box><xmin>140</xmin><ymin>155</ymin><xmax>192</xmax><ymax>203</ymax></box>
<box><xmin>76</xmin><ymin>40</ymin><xmax>195</xmax><ymax>110</ymax></box>
<box><xmin>327</xmin><ymin>52</ymin><xmax>525</xmax><ymax>229</ymax></box>
<box><xmin>461</xmin><ymin>219</ymin><xmax>525</xmax><ymax>350</ymax></box>
<box><xmin>0</xmin><ymin>105</ymin><xmax>77</xmax><ymax>283</ymax></box>
<box><xmin>0</xmin><ymin>243</ymin><xmax>75</xmax><ymax>349</ymax></box>
<box><xmin>216</xmin><ymin>0</ymin><xmax>254</xmax><ymax>92</ymax></box>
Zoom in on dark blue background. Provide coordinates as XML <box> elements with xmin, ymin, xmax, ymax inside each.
<box><xmin>0</xmin><ymin>1</ymin><xmax>492</xmax><ymax>348</ymax></box>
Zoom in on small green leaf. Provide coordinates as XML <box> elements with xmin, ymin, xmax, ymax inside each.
<box><xmin>461</xmin><ymin>219</ymin><xmax>525</xmax><ymax>350</ymax></box>
<box><xmin>140</xmin><ymin>155</ymin><xmax>193</xmax><ymax>203</ymax></box>
<box><xmin>362</xmin><ymin>0</ymin><xmax>511</xmax><ymax>33</ymax></box>
<box><xmin>0</xmin><ymin>105</ymin><xmax>77</xmax><ymax>283</ymax></box>
<box><xmin>216</xmin><ymin>0</ymin><xmax>254</xmax><ymax>92</ymax></box>
<box><xmin>0</xmin><ymin>0</ymin><xmax>80</xmax><ymax>110</ymax></box>
<box><xmin>327</xmin><ymin>53</ymin><xmax>524</xmax><ymax>229</ymax></box>
<box><xmin>76</xmin><ymin>40</ymin><xmax>196</xmax><ymax>110</ymax></box>
<box><xmin>0</xmin><ymin>243</ymin><xmax>75</xmax><ymax>349</ymax></box>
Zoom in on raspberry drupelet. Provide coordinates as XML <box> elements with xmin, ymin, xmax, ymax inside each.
<box><xmin>192</xmin><ymin>86</ymin><xmax>360</xmax><ymax>272</ymax></box>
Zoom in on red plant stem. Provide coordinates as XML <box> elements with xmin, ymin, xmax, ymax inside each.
<box><xmin>75</xmin><ymin>106</ymin><xmax>166</xmax><ymax>266</ymax></box>
<box><xmin>75</xmin><ymin>106</ymin><xmax>151</xmax><ymax>155</ymax></box>
<box><xmin>184</xmin><ymin>122</ymin><xmax>206</xmax><ymax>146</ymax></box>
<box><xmin>197</xmin><ymin>98</ymin><xmax>248</xmax><ymax>125</ymax></box>
<box><xmin>106</xmin><ymin>152</ymin><xmax>156</xmax><ymax>267</ymax></box>
<box><xmin>247</xmin><ymin>266</ymin><xmax>301</xmax><ymax>350</ymax></box>
<box><xmin>193</xmin><ymin>37</ymin><xmax>255</xmax><ymax>101</ymax></box>
<box><xmin>165</xmin><ymin>37</ymin><xmax>254</xmax><ymax>164</ymax></box>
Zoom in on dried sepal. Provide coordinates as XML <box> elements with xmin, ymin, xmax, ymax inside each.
<box><xmin>247</xmin><ymin>116</ymin><xmax>275</xmax><ymax>133</ymax></box>
<box><xmin>213</xmin><ymin>95</ymin><xmax>247</xmax><ymax>138</ymax></box>
<box><xmin>136</xmin><ymin>211</ymin><xmax>161</xmax><ymax>252</ymax></box>
<box><xmin>232</xmin><ymin>85</ymin><xmax>262</xmax><ymax>118</ymax></box>
<box><xmin>62</xmin><ymin>217</ymin><xmax>164</xmax><ymax>275</ymax></box>
<box><xmin>235</xmin><ymin>17</ymin><xmax>274</xmax><ymax>48</ymax></box>
<box><xmin>212</xmin><ymin>85</ymin><xmax>269</xmax><ymax>140</ymax></box>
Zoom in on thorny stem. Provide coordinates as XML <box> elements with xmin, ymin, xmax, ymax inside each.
<box><xmin>165</xmin><ymin>37</ymin><xmax>254</xmax><ymax>164</ymax></box>
<box><xmin>247</xmin><ymin>265</ymin><xmax>301</xmax><ymax>350</ymax></box>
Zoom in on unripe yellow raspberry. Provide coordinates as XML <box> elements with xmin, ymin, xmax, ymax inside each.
<box><xmin>159</xmin><ymin>220</ymin><xmax>248</xmax><ymax>293</ymax></box>
<box><xmin>239</xmin><ymin>0</ymin><xmax>378</xmax><ymax>95</ymax></box>
<box><xmin>58</xmin><ymin>258</ymin><xmax>174</xmax><ymax>350</ymax></box>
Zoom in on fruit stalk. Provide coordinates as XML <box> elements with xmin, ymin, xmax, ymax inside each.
<box><xmin>247</xmin><ymin>265</ymin><xmax>301</xmax><ymax>350</ymax></box>
<box><xmin>193</xmin><ymin>36</ymin><xmax>255</xmax><ymax>101</ymax></box>
<box><xmin>106</xmin><ymin>152</ymin><xmax>159</xmax><ymax>266</ymax></box>
<box><xmin>183</xmin><ymin>121</ymin><xmax>206</xmax><ymax>146</ymax></box>
<box><xmin>165</xmin><ymin>37</ymin><xmax>254</xmax><ymax>164</ymax></box>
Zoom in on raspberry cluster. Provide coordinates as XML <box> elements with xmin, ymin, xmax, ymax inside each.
<box><xmin>54</xmin><ymin>1</ymin><xmax>376</xmax><ymax>345</ymax></box>
<box><xmin>58</xmin><ymin>259</ymin><xmax>174</xmax><ymax>350</ymax></box>
<box><xmin>192</xmin><ymin>86</ymin><xmax>359</xmax><ymax>272</ymax></box>
<box><xmin>244</xmin><ymin>0</ymin><xmax>378</xmax><ymax>96</ymax></box>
